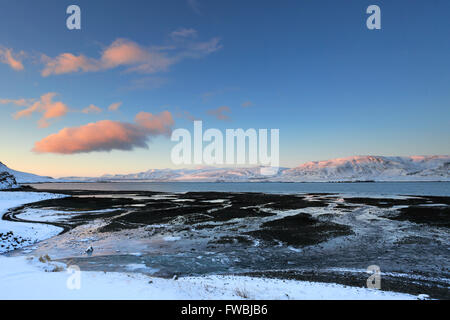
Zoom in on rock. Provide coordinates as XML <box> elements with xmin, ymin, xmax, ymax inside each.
<box><xmin>0</xmin><ymin>172</ymin><xmax>18</xmax><ymax>190</ymax></box>
<box><xmin>85</xmin><ymin>246</ymin><xmax>94</xmax><ymax>255</ymax></box>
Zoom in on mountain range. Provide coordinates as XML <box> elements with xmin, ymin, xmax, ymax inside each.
<box><xmin>1</xmin><ymin>156</ymin><xmax>449</xmax><ymax>188</ymax></box>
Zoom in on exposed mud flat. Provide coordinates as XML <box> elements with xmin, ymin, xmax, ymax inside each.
<box><xmin>4</xmin><ymin>188</ymin><xmax>450</xmax><ymax>299</ymax></box>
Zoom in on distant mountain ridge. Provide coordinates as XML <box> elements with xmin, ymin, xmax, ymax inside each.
<box><xmin>1</xmin><ymin>155</ymin><xmax>449</xmax><ymax>186</ymax></box>
<box><xmin>70</xmin><ymin>155</ymin><xmax>450</xmax><ymax>182</ymax></box>
<box><xmin>281</xmin><ymin>155</ymin><xmax>449</xmax><ymax>182</ymax></box>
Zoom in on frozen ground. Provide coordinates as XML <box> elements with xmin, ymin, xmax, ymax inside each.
<box><xmin>0</xmin><ymin>191</ymin><xmax>66</xmax><ymax>253</ymax></box>
<box><xmin>0</xmin><ymin>190</ymin><xmax>446</xmax><ymax>299</ymax></box>
<box><xmin>0</xmin><ymin>255</ymin><xmax>418</xmax><ymax>300</ymax></box>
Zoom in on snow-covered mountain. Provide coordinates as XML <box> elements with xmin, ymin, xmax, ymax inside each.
<box><xmin>94</xmin><ymin>166</ymin><xmax>289</xmax><ymax>182</ymax></box>
<box><xmin>280</xmin><ymin>155</ymin><xmax>450</xmax><ymax>182</ymax></box>
<box><xmin>0</xmin><ymin>162</ymin><xmax>54</xmax><ymax>184</ymax></box>
<box><xmin>2</xmin><ymin>155</ymin><xmax>448</xmax><ymax>185</ymax></box>
<box><xmin>68</xmin><ymin>155</ymin><xmax>449</xmax><ymax>182</ymax></box>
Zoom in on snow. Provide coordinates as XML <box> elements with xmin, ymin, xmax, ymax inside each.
<box><xmin>3</xmin><ymin>155</ymin><xmax>447</xmax><ymax>184</ymax></box>
<box><xmin>0</xmin><ymin>191</ymin><xmax>66</xmax><ymax>253</ymax></box>
<box><xmin>0</xmin><ymin>256</ymin><xmax>419</xmax><ymax>300</ymax></box>
<box><xmin>60</xmin><ymin>155</ymin><xmax>450</xmax><ymax>183</ymax></box>
<box><xmin>282</xmin><ymin>155</ymin><xmax>450</xmax><ymax>182</ymax></box>
<box><xmin>0</xmin><ymin>161</ymin><xmax>54</xmax><ymax>183</ymax></box>
<box><xmin>0</xmin><ymin>190</ymin><xmax>425</xmax><ymax>300</ymax></box>
<box><xmin>163</xmin><ymin>236</ymin><xmax>182</xmax><ymax>241</ymax></box>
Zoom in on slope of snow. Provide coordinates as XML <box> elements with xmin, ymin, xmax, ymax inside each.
<box><xmin>0</xmin><ymin>191</ymin><xmax>66</xmax><ymax>253</ymax></box>
<box><xmin>0</xmin><ymin>256</ymin><xmax>418</xmax><ymax>300</ymax></box>
<box><xmin>0</xmin><ymin>161</ymin><xmax>54</xmax><ymax>183</ymax></box>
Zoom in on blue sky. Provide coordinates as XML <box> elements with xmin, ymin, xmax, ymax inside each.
<box><xmin>0</xmin><ymin>0</ymin><xmax>449</xmax><ymax>177</ymax></box>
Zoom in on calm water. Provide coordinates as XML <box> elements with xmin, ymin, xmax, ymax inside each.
<box><xmin>29</xmin><ymin>181</ymin><xmax>450</xmax><ymax>196</ymax></box>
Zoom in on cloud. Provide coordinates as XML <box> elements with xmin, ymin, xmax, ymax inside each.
<box><xmin>41</xmin><ymin>35</ymin><xmax>221</xmax><ymax>77</ymax></box>
<box><xmin>41</xmin><ymin>39</ymin><xmax>172</xmax><ymax>77</ymax></box>
<box><xmin>135</xmin><ymin>111</ymin><xmax>174</xmax><ymax>135</ymax></box>
<box><xmin>242</xmin><ymin>101</ymin><xmax>253</xmax><ymax>108</ymax></box>
<box><xmin>181</xmin><ymin>37</ymin><xmax>222</xmax><ymax>59</ymax></box>
<box><xmin>12</xmin><ymin>93</ymin><xmax>69</xmax><ymax>128</ymax></box>
<box><xmin>41</xmin><ymin>33</ymin><xmax>222</xmax><ymax>77</ymax></box>
<box><xmin>108</xmin><ymin>102</ymin><xmax>122</xmax><ymax>111</ymax></box>
<box><xmin>0</xmin><ymin>98</ymin><xmax>34</xmax><ymax>107</ymax></box>
<box><xmin>0</xmin><ymin>47</ymin><xmax>24</xmax><ymax>71</ymax></box>
<box><xmin>102</xmin><ymin>39</ymin><xmax>173</xmax><ymax>73</ymax></box>
<box><xmin>33</xmin><ymin>111</ymin><xmax>174</xmax><ymax>154</ymax></box>
<box><xmin>41</xmin><ymin>53</ymin><xmax>99</xmax><ymax>77</ymax></box>
<box><xmin>175</xmin><ymin>110</ymin><xmax>201</xmax><ymax>122</ymax></box>
<box><xmin>207</xmin><ymin>106</ymin><xmax>231</xmax><ymax>121</ymax></box>
<box><xmin>171</xmin><ymin>28</ymin><xmax>198</xmax><ymax>38</ymax></box>
<box><xmin>82</xmin><ymin>104</ymin><xmax>102</xmax><ymax>114</ymax></box>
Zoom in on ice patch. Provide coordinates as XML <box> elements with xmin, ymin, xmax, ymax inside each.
<box><xmin>163</xmin><ymin>236</ymin><xmax>181</xmax><ymax>242</ymax></box>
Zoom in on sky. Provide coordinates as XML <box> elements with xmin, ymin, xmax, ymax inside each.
<box><xmin>0</xmin><ymin>0</ymin><xmax>449</xmax><ymax>177</ymax></box>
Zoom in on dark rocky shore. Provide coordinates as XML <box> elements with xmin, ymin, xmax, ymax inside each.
<box><xmin>4</xmin><ymin>187</ymin><xmax>450</xmax><ymax>299</ymax></box>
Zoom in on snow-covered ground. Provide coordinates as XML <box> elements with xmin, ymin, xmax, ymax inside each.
<box><xmin>0</xmin><ymin>191</ymin><xmax>66</xmax><ymax>253</ymax></box>
<box><xmin>0</xmin><ymin>256</ymin><xmax>419</xmax><ymax>300</ymax></box>
<box><xmin>0</xmin><ymin>190</ymin><xmax>423</xmax><ymax>300</ymax></box>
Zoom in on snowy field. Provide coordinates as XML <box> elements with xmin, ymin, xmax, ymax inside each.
<box><xmin>0</xmin><ymin>256</ymin><xmax>418</xmax><ymax>300</ymax></box>
<box><xmin>0</xmin><ymin>191</ymin><xmax>425</xmax><ymax>300</ymax></box>
<box><xmin>0</xmin><ymin>191</ymin><xmax>66</xmax><ymax>253</ymax></box>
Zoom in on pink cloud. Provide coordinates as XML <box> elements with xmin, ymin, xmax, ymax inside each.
<box><xmin>101</xmin><ymin>39</ymin><xmax>149</xmax><ymax>68</ymax></box>
<box><xmin>0</xmin><ymin>98</ymin><xmax>34</xmax><ymax>107</ymax></box>
<box><xmin>0</xmin><ymin>48</ymin><xmax>24</xmax><ymax>71</ymax></box>
<box><xmin>40</xmin><ymin>35</ymin><xmax>221</xmax><ymax>76</ymax></box>
<box><xmin>42</xmin><ymin>39</ymin><xmax>173</xmax><ymax>76</ymax></box>
<box><xmin>135</xmin><ymin>111</ymin><xmax>174</xmax><ymax>135</ymax></box>
<box><xmin>207</xmin><ymin>106</ymin><xmax>231</xmax><ymax>121</ymax></box>
<box><xmin>13</xmin><ymin>93</ymin><xmax>69</xmax><ymax>128</ymax></box>
<box><xmin>82</xmin><ymin>104</ymin><xmax>102</xmax><ymax>114</ymax></box>
<box><xmin>108</xmin><ymin>102</ymin><xmax>122</xmax><ymax>111</ymax></box>
<box><xmin>41</xmin><ymin>53</ymin><xmax>99</xmax><ymax>77</ymax></box>
<box><xmin>33</xmin><ymin>111</ymin><xmax>174</xmax><ymax>154</ymax></box>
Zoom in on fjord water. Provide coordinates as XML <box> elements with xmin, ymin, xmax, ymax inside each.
<box><xmin>29</xmin><ymin>181</ymin><xmax>450</xmax><ymax>196</ymax></box>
